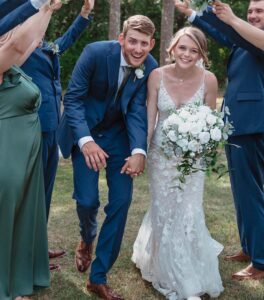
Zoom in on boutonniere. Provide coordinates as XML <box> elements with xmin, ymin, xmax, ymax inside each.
<box><xmin>48</xmin><ymin>42</ymin><xmax>60</xmax><ymax>55</ymax></box>
<box><xmin>134</xmin><ymin>64</ymin><xmax>145</xmax><ymax>81</ymax></box>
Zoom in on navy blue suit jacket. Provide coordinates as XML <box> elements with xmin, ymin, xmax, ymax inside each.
<box><xmin>59</xmin><ymin>40</ymin><xmax>158</xmax><ymax>158</ymax></box>
<box><xmin>193</xmin><ymin>10</ymin><xmax>264</xmax><ymax>136</ymax></box>
<box><xmin>0</xmin><ymin>0</ymin><xmax>37</xmax><ymax>36</ymax></box>
<box><xmin>21</xmin><ymin>15</ymin><xmax>92</xmax><ymax>132</ymax></box>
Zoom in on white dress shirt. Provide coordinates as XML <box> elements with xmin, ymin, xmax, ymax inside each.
<box><xmin>30</xmin><ymin>0</ymin><xmax>49</xmax><ymax>9</ymax></box>
<box><xmin>78</xmin><ymin>51</ymin><xmax>146</xmax><ymax>157</ymax></box>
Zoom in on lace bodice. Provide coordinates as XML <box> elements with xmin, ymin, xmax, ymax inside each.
<box><xmin>151</xmin><ymin>74</ymin><xmax>205</xmax><ymax>148</ymax></box>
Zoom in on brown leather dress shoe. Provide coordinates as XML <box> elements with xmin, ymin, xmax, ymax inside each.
<box><xmin>86</xmin><ymin>280</ymin><xmax>124</xmax><ymax>300</ymax></box>
<box><xmin>224</xmin><ymin>250</ymin><xmax>250</xmax><ymax>262</ymax></box>
<box><xmin>49</xmin><ymin>249</ymin><xmax>66</xmax><ymax>259</ymax></box>
<box><xmin>232</xmin><ymin>264</ymin><xmax>264</xmax><ymax>280</ymax></box>
<box><xmin>75</xmin><ymin>240</ymin><xmax>93</xmax><ymax>273</ymax></box>
<box><xmin>49</xmin><ymin>263</ymin><xmax>60</xmax><ymax>271</ymax></box>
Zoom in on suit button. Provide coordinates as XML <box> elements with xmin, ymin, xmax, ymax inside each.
<box><xmin>98</xmin><ymin>134</ymin><xmax>103</xmax><ymax>138</ymax></box>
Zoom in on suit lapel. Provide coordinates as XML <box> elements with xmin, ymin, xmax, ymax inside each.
<box><xmin>107</xmin><ymin>44</ymin><xmax>121</xmax><ymax>98</ymax></box>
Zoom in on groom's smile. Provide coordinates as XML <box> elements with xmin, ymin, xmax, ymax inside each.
<box><xmin>118</xmin><ymin>29</ymin><xmax>155</xmax><ymax>68</ymax></box>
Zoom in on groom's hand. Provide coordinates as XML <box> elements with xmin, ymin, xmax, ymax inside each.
<box><xmin>121</xmin><ymin>154</ymin><xmax>145</xmax><ymax>177</ymax></box>
<box><xmin>81</xmin><ymin>141</ymin><xmax>109</xmax><ymax>172</ymax></box>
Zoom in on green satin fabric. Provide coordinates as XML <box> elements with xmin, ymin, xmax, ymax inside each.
<box><xmin>0</xmin><ymin>66</ymin><xmax>50</xmax><ymax>299</ymax></box>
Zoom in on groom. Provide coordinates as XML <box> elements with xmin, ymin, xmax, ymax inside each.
<box><xmin>175</xmin><ymin>0</ymin><xmax>264</xmax><ymax>281</ymax></box>
<box><xmin>59</xmin><ymin>15</ymin><xmax>157</xmax><ymax>299</ymax></box>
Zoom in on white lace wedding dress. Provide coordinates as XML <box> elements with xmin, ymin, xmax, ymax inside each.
<box><xmin>132</xmin><ymin>74</ymin><xmax>224</xmax><ymax>300</ymax></box>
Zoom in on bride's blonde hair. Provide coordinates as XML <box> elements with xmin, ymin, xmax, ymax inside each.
<box><xmin>167</xmin><ymin>26</ymin><xmax>209</xmax><ymax>67</ymax></box>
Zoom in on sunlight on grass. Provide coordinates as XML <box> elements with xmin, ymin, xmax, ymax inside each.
<box><xmin>33</xmin><ymin>158</ymin><xmax>264</xmax><ymax>300</ymax></box>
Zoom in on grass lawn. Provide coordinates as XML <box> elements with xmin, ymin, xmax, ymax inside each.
<box><xmin>33</xmin><ymin>156</ymin><xmax>264</xmax><ymax>300</ymax></box>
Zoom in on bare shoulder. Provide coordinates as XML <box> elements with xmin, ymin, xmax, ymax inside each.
<box><xmin>148</xmin><ymin>66</ymin><xmax>164</xmax><ymax>89</ymax></box>
<box><xmin>204</xmin><ymin>70</ymin><xmax>218</xmax><ymax>87</ymax></box>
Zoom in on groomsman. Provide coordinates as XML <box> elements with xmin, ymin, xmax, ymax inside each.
<box><xmin>0</xmin><ymin>0</ymin><xmax>49</xmax><ymax>35</ymax></box>
<box><xmin>175</xmin><ymin>0</ymin><xmax>264</xmax><ymax>280</ymax></box>
<box><xmin>59</xmin><ymin>15</ymin><xmax>157</xmax><ymax>299</ymax></box>
<box><xmin>21</xmin><ymin>0</ymin><xmax>94</xmax><ymax>270</ymax></box>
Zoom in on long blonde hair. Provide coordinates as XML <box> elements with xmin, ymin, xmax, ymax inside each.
<box><xmin>167</xmin><ymin>26</ymin><xmax>209</xmax><ymax>67</ymax></box>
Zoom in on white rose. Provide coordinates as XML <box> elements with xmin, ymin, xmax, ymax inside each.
<box><xmin>189</xmin><ymin>123</ymin><xmax>203</xmax><ymax>135</ymax></box>
<box><xmin>210</xmin><ymin>128</ymin><xmax>222</xmax><ymax>141</ymax></box>
<box><xmin>196</xmin><ymin>111</ymin><xmax>207</xmax><ymax>120</ymax></box>
<box><xmin>177</xmin><ymin>138</ymin><xmax>188</xmax><ymax>151</ymax></box>
<box><xmin>167</xmin><ymin>130</ymin><xmax>177</xmax><ymax>142</ymax></box>
<box><xmin>198</xmin><ymin>105</ymin><xmax>212</xmax><ymax>115</ymax></box>
<box><xmin>197</xmin><ymin>120</ymin><xmax>207</xmax><ymax>130</ymax></box>
<box><xmin>179</xmin><ymin>110</ymin><xmax>191</xmax><ymax>119</ymax></box>
<box><xmin>188</xmin><ymin>140</ymin><xmax>199</xmax><ymax>152</ymax></box>
<box><xmin>188</xmin><ymin>114</ymin><xmax>199</xmax><ymax>122</ymax></box>
<box><xmin>135</xmin><ymin>68</ymin><xmax>144</xmax><ymax>79</ymax></box>
<box><xmin>178</xmin><ymin>122</ymin><xmax>190</xmax><ymax>134</ymax></box>
<box><xmin>206</xmin><ymin>114</ymin><xmax>217</xmax><ymax>126</ymax></box>
<box><xmin>168</xmin><ymin>113</ymin><xmax>181</xmax><ymax>125</ymax></box>
<box><xmin>198</xmin><ymin>132</ymin><xmax>211</xmax><ymax>144</ymax></box>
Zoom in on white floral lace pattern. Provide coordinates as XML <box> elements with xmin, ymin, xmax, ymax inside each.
<box><xmin>132</xmin><ymin>76</ymin><xmax>224</xmax><ymax>300</ymax></box>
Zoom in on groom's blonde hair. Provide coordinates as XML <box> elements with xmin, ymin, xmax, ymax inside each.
<box><xmin>167</xmin><ymin>26</ymin><xmax>209</xmax><ymax>67</ymax></box>
<box><xmin>122</xmin><ymin>15</ymin><xmax>155</xmax><ymax>38</ymax></box>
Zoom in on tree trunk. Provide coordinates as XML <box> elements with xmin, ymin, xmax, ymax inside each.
<box><xmin>160</xmin><ymin>0</ymin><xmax>175</xmax><ymax>66</ymax></box>
<box><xmin>108</xmin><ymin>0</ymin><xmax>121</xmax><ymax>40</ymax></box>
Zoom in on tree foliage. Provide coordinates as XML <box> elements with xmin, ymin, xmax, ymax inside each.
<box><xmin>46</xmin><ymin>0</ymin><xmax>248</xmax><ymax>89</ymax></box>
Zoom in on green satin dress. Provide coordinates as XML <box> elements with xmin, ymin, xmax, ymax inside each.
<box><xmin>0</xmin><ymin>66</ymin><xmax>50</xmax><ymax>299</ymax></box>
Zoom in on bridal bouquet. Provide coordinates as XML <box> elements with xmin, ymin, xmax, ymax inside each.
<box><xmin>161</xmin><ymin>103</ymin><xmax>233</xmax><ymax>188</ymax></box>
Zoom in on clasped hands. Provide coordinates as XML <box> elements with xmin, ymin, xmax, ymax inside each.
<box><xmin>81</xmin><ymin>141</ymin><xmax>145</xmax><ymax>177</ymax></box>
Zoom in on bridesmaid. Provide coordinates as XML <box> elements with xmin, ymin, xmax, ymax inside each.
<box><xmin>0</xmin><ymin>1</ymin><xmax>61</xmax><ymax>299</ymax></box>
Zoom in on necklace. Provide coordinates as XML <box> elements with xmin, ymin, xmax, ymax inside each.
<box><xmin>173</xmin><ymin>63</ymin><xmax>196</xmax><ymax>84</ymax></box>
<box><xmin>175</xmin><ymin>77</ymin><xmax>185</xmax><ymax>84</ymax></box>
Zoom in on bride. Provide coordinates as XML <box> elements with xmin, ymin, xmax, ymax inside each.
<box><xmin>132</xmin><ymin>26</ymin><xmax>224</xmax><ymax>300</ymax></box>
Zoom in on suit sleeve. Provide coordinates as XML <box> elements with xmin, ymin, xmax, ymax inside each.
<box><xmin>197</xmin><ymin>10</ymin><xmax>264</xmax><ymax>58</ymax></box>
<box><xmin>54</xmin><ymin>15</ymin><xmax>92</xmax><ymax>55</ymax></box>
<box><xmin>63</xmin><ymin>44</ymin><xmax>94</xmax><ymax>142</ymax></box>
<box><xmin>0</xmin><ymin>1</ymin><xmax>37</xmax><ymax>36</ymax></box>
<box><xmin>0</xmin><ymin>0</ymin><xmax>28</xmax><ymax>19</ymax></box>
<box><xmin>125</xmin><ymin>61</ymin><xmax>158</xmax><ymax>153</ymax></box>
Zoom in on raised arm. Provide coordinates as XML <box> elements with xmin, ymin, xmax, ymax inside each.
<box><xmin>0</xmin><ymin>0</ymin><xmax>50</xmax><ymax>36</ymax></box>
<box><xmin>174</xmin><ymin>0</ymin><xmax>233</xmax><ymax>48</ymax></box>
<box><xmin>0</xmin><ymin>0</ymin><xmax>61</xmax><ymax>74</ymax></box>
<box><xmin>213</xmin><ymin>0</ymin><xmax>264</xmax><ymax>50</ymax></box>
<box><xmin>54</xmin><ymin>0</ymin><xmax>94</xmax><ymax>54</ymax></box>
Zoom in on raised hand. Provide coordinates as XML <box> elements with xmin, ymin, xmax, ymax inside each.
<box><xmin>174</xmin><ymin>0</ymin><xmax>193</xmax><ymax>17</ymax></box>
<box><xmin>213</xmin><ymin>1</ymin><xmax>236</xmax><ymax>25</ymax></box>
<box><xmin>121</xmin><ymin>154</ymin><xmax>145</xmax><ymax>178</ymax></box>
<box><xmin>81</xmin><ymin>141</ymin><xmax>109</xmax><ymax>172</ymax></box>
<box><xmin>49</xmin><ymin>0</ymin><xmax>62</xmax><ymax>11</ymax></box>
<box><xmin>81</xmin><ymin>0</ymin><xmax>95</xmax><ymax>18</ymax></box>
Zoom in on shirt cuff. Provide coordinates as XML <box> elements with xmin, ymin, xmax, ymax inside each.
<box><xmin>131</xmin><ymin>148</ymin><xmax>147</xmax><ymax>157</ymax></box>
<box><xmin>78</xmin><ymin>136</ymin><xmax>94</xmax><ymax>149</ymax></box>
<box><xmin>30</xmin><ymin>0</ymin><xmax>48</xmax><ymax>9</ymax></box>
<box><xmin>188</xmin><ymin>10</ymin><xmax>197</xmax><ymax>23</ymax></box>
